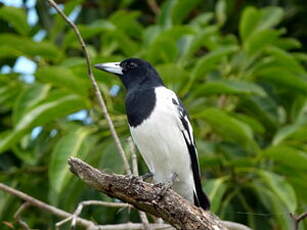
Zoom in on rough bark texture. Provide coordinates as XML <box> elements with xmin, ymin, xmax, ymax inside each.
<box><xmin>68</xmin><ymin>157</ymin><xmax>228</xmax><ymax>230</ymax></box>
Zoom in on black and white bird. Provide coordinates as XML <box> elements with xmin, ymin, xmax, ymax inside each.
<box><xmin>95</xmin><ymin>58</ymin><xmax>210</xmax><ymax>210</ymax></box>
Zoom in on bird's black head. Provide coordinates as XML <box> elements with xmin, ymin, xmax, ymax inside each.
<box><xmin>95</xmin><ymin>58</ymin><xmax>163</xmax><ymax>90</ymax></box>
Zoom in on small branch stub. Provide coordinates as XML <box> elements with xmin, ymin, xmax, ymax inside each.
<box><xmin>68</xmin><ymin>157</ymin><xmax>228</xmax><ymax>230</ymax></box>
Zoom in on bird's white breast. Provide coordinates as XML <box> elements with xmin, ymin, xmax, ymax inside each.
<box><xmin>129</xmin><ymin>86</ymin><xmax>195</xmax><ymax>201</ymax></box>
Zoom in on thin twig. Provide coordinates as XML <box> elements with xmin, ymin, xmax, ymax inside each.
<box><xmin>217</xmin><ymin>94</ymin><xmax>227</xmax><ymax>108</ymax></box>
<box><xmin>14</xmin><ymin>202</ymin><xmax>31</xmax><ymax>230</ymax></box>
<box><xmin>96</xmin><ymin>223</ymin><xmax>171</xmax><ymax>230</ymax></box>
<box><xmin>222</xmin><ymin>221</ymin><xmax>252</xmax><ymax>230</ymax></box>
<box><xmin>46</xmin><ymin>0</ymin><xmax>131</xmax><ymax>175</ymax></box>
<box><xmin>71</xmin><ymin>200</ymin><xmax>132</xmax><ymax>227</ymax></box>
<box><xmin>147</xmin><ymin>0</ymin><xmax>160</xmax><ymax>15</ymax></box>
<box><xmin>129</xmin><ymin>137</ymin><xmax>152</xmax><ymax>230</ymax></box>
<box><xmin>1</xmin><ymin>182</ymin><xmax>172</xmax><ymax>230</ymax></box>
<box><xmin>297</xmin><ymin>212</ymin><xmax>307</xmax><ymax>223</ymax></box>
<box><xmin>55</xmin><ymin>217</ymin><xmax>71</xmax><ymax>230</ymax></box>
<box><xmin>290</xmin><ymin>211</ymin><xmax>307</xmax><ymax>230</ymax></box>
<box><xmin>0</xmin><ymin>182</ymin><xmax>95</xmax><ymax>229</ymax></box>
<box><xmin>130</xmin><ymin>137</ymin><xmax>139</xmax><ymax>177</ymax></box>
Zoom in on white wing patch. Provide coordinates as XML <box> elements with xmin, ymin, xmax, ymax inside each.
<box><xmin>171</xmin><ymin>96</ymin><xmax>195</xmax><ymax>146</ymax></box>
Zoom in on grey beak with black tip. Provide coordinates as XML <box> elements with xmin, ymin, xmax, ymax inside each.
<box><xmin>94</xmin><ymin>62</ymin><xmax>123</xmax><ymax>76</ymax></box>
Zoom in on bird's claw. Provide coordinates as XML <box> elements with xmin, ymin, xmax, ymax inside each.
<box><xmin>140</xmin><ymin>171</ymin><xmax>154</xmax><ymax>181</ymax></box>
<box><xmin>155</xmin><ymin>173</ymin><xmax>178</xmax><ymax>199</ymax></box>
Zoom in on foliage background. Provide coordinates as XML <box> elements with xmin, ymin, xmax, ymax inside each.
<box><xmin>0</xmin><ymin>0</ymin><xmax>307</xmax><ymax>229</ymax></box>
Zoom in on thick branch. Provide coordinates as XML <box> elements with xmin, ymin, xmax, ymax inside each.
<box><xmin>68</xmin><ymin>157</ymin><xmax>228</xmax><ymax>230</ymax></box>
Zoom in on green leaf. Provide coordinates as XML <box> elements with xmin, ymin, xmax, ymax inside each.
<box><xmin>272</xmin><ymin>124</ymin><xmax>304</xmax><ymax>146</ymax></box>
<box><xmin>36</xmin><ymin>66</ymin><xmax>90</xmax><ymax>96</ymax></box>
<box><xmin>244</xmin><ymin>29</ymin><xmax>281</xmax><ymax>55</ymax></box>
<box><xmin>205</xmin><ymin>177</ymin><xmax>228</xmax><ymax>212</ymax></box>
<box><xmin>196</xmin><ymin>108</ymin><xmax>258</xmax><ymax>151</ymax></box>
<box><xmin>102</xmin><ymin>30</ymin><xmax>139</xmax><ymax>56</ymax></box>
<box><xmin>180</xmin><ymin>26</ymin><xmax>218</xmax><ymax>60</ymax></box>
<box><xmin>13</xmin><ymin>84</ymin><xmax>51</xmax><ymax>125</ymax></box>
<box><xmin>258</xmin><ymin>170</ymin><xmax>297</xmax><ymax>212</ymax></box>
<box><xmin>0</xmin><ymin>77</ymin><xmax>23</xmax><ymax>110</ymax></box>
<box><xmin>143</xmin><ymin>25</ymin><xmax>162</xmax><ymax>46</ymax></box>
<box><xmin>240</xmin><ymin>7</ymin><xmax>283</xmax><ymax>41</ymax></box>
<box><xmin>145</xmin><ymin>26</ymin><xmax>195</xmax><ymax>62</ymax></box>
<box><xmin>184</xmin><ymin>45</ymin><xmax>238</xmax><ymax>94</ymax></box>
<box><xmin>146</xmin><ymin>37</ymin><xmax>178</xmax><ymax>63</ymax></box>
<box><xmin>109</xmin><ymin>11</ymin><xmax>143</xmax><ymax>38</ymax></box>
<box><xmin>192</xmin><ymin>46</ymin><xmax>238</xmax><ymax>79</ymax></box>
<box><xmin>256</xmin><ymin>67</ymin><xmax>307</xmax><ymax>95</ymax></box>
<box><xmin>194</xmin><ymin>80</ymin><xmax>266</xmax><ymax>96</ymax></box>
<box><xmin>239</xmin><ymin>7</ymin><xmax>261</xmax><ymax>41</ymax></box>
<box><xmin>275</xmin><ymin>38</ymin><xmax>301</xmax><ymax>50</ymax></box>
<box><xmin>63</xmin><ymin>23</ymin><xmax>113</xmax><ymax>49</ymax></box>
<box><xmin>239</xmin><ymin>95</ymin><xmax>279</xmax><ymax>131</ymax></box>
<box><xmin>265</xmin><ymin>46</ymin><xmax>306</xmax><ymax>75</ymax></box>
<box><xmin>257</xmin><ymin>7</ymin><xmax>284</xmax><ymax>32</ymax></box>
<box><xmin>158</xmin><ymin>0</ymin><xmax>176</xmax><ymax>28</ymax></box>
<box><xmin>158</xmin><ymin>0</ymin><xmax>202</xmax><ymax>27</ymax></box>
<box><xmin>234</xmin><ymin>114</ymin><xmax>265</xmax><ymax>134</ymax></box>
<box><xmin>190</xmin><ymin>12</ymin><xmax>214</xmax><ymax>27</ymax></box>
<box><xmin>48</xmin><ymin>126</ymin><xmax>93</xmax><ymax>204</ymax></box>
<box><xmin>0</xmin><ymin>6</ymin><xmax>30</xmax><ymax>35</ymax></box>
<box><xmin>149</xmin><ymin>25</ymin><xmax>195</xmax><ymax>44</ymax></box>
<box><xmin>156</xmin><ymin>63</ymin><xmax>190</xmax><ymax>91</ymax></box>
<box><xmin>253</xmin><ymin>185</ymin><xmax>293</xmax><ymax>230</ymax></box>
<box><xmin>171</xmin><ymin>0</ymin><xmax>202</xmax><ymax>25</ymax></box>
<box><xmin>0</xmin><ymin>34</ymin><xmax>62</xmax><ymax>61</ymax></box>
<box><xmin>263</xmin><ymin>145</ymin><xmax>307</xmax><ymax>171</ymax></box>
<box><xmin>0</xmin><ymin>92</ymin><xmax>88</xmax><ymax>154</ymax></box>
<box><xmin>290</xmin><ymin>96</ymin><xmax>307</xmax><ymax>124</ymax></box>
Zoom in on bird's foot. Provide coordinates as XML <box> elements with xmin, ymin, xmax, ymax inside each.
<box><xmin>140</xmin><ymin>171</ymin><xmax>154</xmax><ymax>181</ymax></box>
<box><xmin>155</xmin><ymin>173</ymin><xmax>178</xmax><ymax>199</ymax></box>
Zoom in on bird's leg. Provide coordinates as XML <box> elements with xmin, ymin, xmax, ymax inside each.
<box><xmin>156</xmin><ymin>172</ymin><xmax>178</xmax><ymax>199</ymax></box>
<box><xmin>140</xmin><ymin>171</ymin><xmax>154</xmax><ymax>181</ymax></box>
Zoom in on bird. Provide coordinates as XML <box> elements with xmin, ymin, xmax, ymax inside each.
<box><xmin>95</xmin><ymin>58</ymin><xmax>210</xmax><ymax>210</ymax></box>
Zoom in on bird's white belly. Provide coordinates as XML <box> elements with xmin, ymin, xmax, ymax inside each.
<box><xmin>130</xmin><ymin>102</ymin><xmax>195</xmax><ymax>201</ymax></box>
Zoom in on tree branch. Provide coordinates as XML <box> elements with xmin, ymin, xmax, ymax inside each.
<box><xmin>0</xmin><ymin>182</ymin><xmax>170</xmax><ymax>230</ymax></box>
<box><xmin>290</xmin><ymin>211</ymin><xmax>307</xmax><ymax>230</ymax></box>
<box><xmin>68</xmin><ymin>157</ymin><xmax>228</xmax><ymax>230</ymax></box>
<box><xmin>14</xmin><ymin>202</ymin><xmax>31</xmax><ymax>230</ymax></box>
<box><xmin>0</xmin><ymin>182</ymin><xmax>95</xmax><ymax>229</ymax></box>
<box><xmin>70</xmin><ymin>200</ymin><xmax>132</xmax><ymax>228</ymax></box>
<box><xmin>46</xmin><ymin>0</ymin><xmax>131</xmax><ymax>175</ymax></box>
<box><xmin>146</xmin><ymin>0</ymin><xmax>160</xmax><ymax>15</ymax></box>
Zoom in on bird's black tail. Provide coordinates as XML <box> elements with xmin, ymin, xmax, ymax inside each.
<box><xmin>180</xmin><ymin>129</ymin><xmax>210</xmax><ymax>210</ymax></box>
<box><xmin>189</xmin><ymin>148</ymin><xmax>210</xmax><ymax>210</ymax></box>
<box><xmin>193</xmin><ymin>186</ymin><xmax>210</xmax><ymax>210</ymax></box>
<box><xmin>187</xmin><ymin>143</ymin><xmax>210</xmax><ymax>210</ymax></box>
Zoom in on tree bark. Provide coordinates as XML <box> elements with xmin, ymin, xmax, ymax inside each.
<box><xmin>68</xmin><ymin>157</ymin><xmax>228</xmax><ymax>230</ymax></box>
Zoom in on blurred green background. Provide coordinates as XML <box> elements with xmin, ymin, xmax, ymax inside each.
<box><xmin>0</xmin><ymin>0</ymin><xmax>307</xmax><ymax>229</ymax></box>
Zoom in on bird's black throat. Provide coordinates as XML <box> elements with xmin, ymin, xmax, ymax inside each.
<box><xmin>125</xmin><ymin>87</ymin><xmax>157</xmax><ymax>127</ymax></box>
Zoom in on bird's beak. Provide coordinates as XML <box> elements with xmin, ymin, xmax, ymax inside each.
<box><xmin>94</xmin><ymin>62</ymin><xmax>123</xmax><ymax>76</ymax></box>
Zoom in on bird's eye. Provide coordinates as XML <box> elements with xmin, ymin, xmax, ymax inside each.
<box><xmin>128</xmin><ymin>62</ymin><xmax>138</xmax><ymax>69</ymax></box>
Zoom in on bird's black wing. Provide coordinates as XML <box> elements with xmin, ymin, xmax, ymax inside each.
<box><xmin>172</xmin><ymin>97</ymin><xmax>210</xmax><ymax>210</ymax></box>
